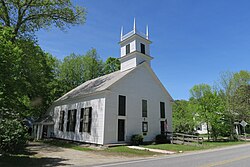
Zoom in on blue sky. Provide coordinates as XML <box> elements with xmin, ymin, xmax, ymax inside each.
<box><xmin>36</xmin><ymin>0</ymin><xmax>250</xmax><ymax>100</ymax></box>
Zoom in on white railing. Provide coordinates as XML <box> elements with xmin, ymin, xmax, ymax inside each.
<box><xmin>121</xmin><ymin>30</ymin><xmax>147</xmax><ymax>41</ymax></box>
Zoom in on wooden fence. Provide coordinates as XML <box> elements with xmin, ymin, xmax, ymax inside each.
<box><xmin>172</xmin><ymin>133</ymin><xmax>204</xmax><ymax>145</ymax></box>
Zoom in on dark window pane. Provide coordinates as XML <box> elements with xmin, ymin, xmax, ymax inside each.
<box><xmin>59</xmin><ymin>110</ymin><xmax>64</xmax><ymax>131</ymax></box>
<box><xmin>66</xmin><ymin>110</ymin><xmax>70</xmax><ymax>132</ymax></box>
<box><xmin>118</xmin><ymin>95</ymin><xmax>126</xmax><ymax>116</ymax></box>
<box><xmin>126</xmin><ymin>44</ymin><xmax>130</xmax><ymax>54</ymax></box>
<box><xmin>142</xmin><ymin>100</ymin><xmax>147</xmax><ymax>117</ymax></box>
<box><xmin>141</xmin><ymin>43</ymin><xmax>145</xmax><ymax>54</ymax></box>
<box><xmin>80</xmin><ymin>107</ymin><xmax>92</xmax><ymax>133</ymax></box>
<box><xmin>160</xmin><ymin>121</ymin><xmax>165</xmax><ymax>134</ymax></box>
<box><xmin>79</xmin><ymin>108</ymin><xmax>84</xmax><ymax>132</ymax></box>
<box><xmin>160</xmin><ymin>102</ymin><xmax>165</xmax><ymax>118</ymax></box>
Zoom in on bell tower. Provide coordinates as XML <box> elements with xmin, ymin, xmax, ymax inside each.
<box><xmin>119</xmin><ymin>18</ymin><xmax>153</xmax><ymax>71</ymax></box>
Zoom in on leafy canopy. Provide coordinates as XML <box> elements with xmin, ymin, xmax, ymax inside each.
<box><xmin>0</xmin><ymin>0</ymin><xmax>86</xmax><ymax>39</ymax></box>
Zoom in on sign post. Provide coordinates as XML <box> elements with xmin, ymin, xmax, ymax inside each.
<box><xmin>240</xmin><ymin>120</ymin><xmax>248</xmax><ymax>140</ymax></box>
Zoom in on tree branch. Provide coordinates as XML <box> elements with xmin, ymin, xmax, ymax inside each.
<box><xmin>0</xmin><ymin>0</ymin><xmax>10</xmax><ymax>26</ymax></box>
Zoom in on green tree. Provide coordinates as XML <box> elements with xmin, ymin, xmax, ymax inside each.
<box><xmin>104</xmin><ymin>57</ymin><xmax>120</xmax><ymax>74</ymax></box>
<box><xmin>216</xmin><ymin>70</ymin><xmax>250</xmax><ymax>139</ymax></box>
<box><xmin>0</xmin><ymin>26</ymin><xmax>58</xmax><ymax>119</ymax></box>
<box><xmin>190</xmin><ymin>84</ymin><xmax>226</xmax><ymax>141</ymax></box>
<box><xmin>57</xmin><ymin>53</ymin><xmax>85</xmax><ymax>94</ymax></box>
<box><xmin>0</xmin><ymin>0</ymin><xmax>86</xmax><ymax>40</ymax></box>
<box><xmin>172</xmin><ymin>100</ymin><xmax>197</xmax><ymax>134</ymax></box>
<box><xmin>83</xmin><ymin>48</ymin><xmax>104</xmax><ymax>80</ymax></box>
<box><xmin>233</xmin><ymin>85</ymin><xmax>250</xmax><ymax>122</ymax></box>
<box><xmin>57</xmin><ymin>49</ymin><xmax>104</xmax><ymax>95</ymax></box>
<box><xmin>0</xmin><ymin>119</ymin><xmax>28</xmax><ymax>154</ymax></box>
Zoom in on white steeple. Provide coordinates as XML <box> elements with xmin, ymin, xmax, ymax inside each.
<box><xmin>119</xmin><ymin>19</ymin><xmax>153</xmax><ymax>71</ymax></box>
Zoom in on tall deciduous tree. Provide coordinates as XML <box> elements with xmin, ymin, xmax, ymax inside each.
<box><xmin>172</xmin><ymin>100</ymin><xmax>197</xmax><ymax>134</ymax></box>
<box><xmin>83</xmin><ymin>48</ymin><xmax>104</xmax><ymax>80</ymax></box>
<box><xmin>0</xmin><ymin>0</ymin><xmax>86</xmax><ymax>40</ymax></box>
<box><xmin>0</xmin><ymin>26</ymin><xmax>58</xmax><ymax>119</ymax></box>
<box><xmin>216</xmin><ymin>70</ymin><xmax>250</xmax><ymax>139</ymax></box>
<box><xmin>57</xmin><ymin>49</ymin><xmax>105</xmax><ymax>96</ymax></box>
<box><xmin>104</xmin><ymin>57</ymin><xmax>120</xmax><ymax>74</ymax></box>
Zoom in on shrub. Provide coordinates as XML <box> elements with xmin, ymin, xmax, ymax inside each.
<box><xmin>155</xmin><ymin>134</ymin><xmax>168</xmax><ymax>144</ymax></box>
<box><xmin>130</xmin><ymin>134</ymin><xmax>143</xmax><ymax>146</ymax></box>
<box><xmin>0</xmin><ymin>119</ymin><xmax>28</xmax><ymax>154</ymax></box>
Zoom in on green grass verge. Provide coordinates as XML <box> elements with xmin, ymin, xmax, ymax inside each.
<box><xmin>42</xmin><ymin>140</ymin><xmax>156</xmax><ymax>156</ymax></box>
<box><xmin>105</xmin><ymin>146</ymin><xmax>158</xmax><ymax>156</ymax></box>
<box><xmin>144</xmin><ymin>141</ymin><xmax>248</xmax><ymax>152</ymax></box>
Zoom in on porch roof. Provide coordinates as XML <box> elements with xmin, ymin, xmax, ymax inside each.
<box><xmin>33</xmin><ymin>115</ymin><xmax>54</xmax><ymax>125</ymax></box>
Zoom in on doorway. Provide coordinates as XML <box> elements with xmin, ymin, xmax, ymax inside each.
<box><xmin>118</xmin><ymin>119</ymin><xmax>125</xmax><ymax>141</ymax></box>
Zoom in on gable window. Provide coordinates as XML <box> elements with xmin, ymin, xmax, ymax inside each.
<box><xmin>79</xmin><ymin>107</ymin><xmax>92</xmax><ymax>133</ymax></box>
<box><xmin>142</xmin><ymin>122</ymin><xmax>148</xmax><ymax>132</ymax></box>
<box><xmin>59</xmin><ymin>110</ymin><xmax>65</xmax><ymax>131</ymax></box>
<box><xmin>140</xmin><ymin>43</ymin><xmax>145</xmax><ymax>54</ymax></box>
<box><xmin>160</xmin><ymin>102</ymin><xmax>165</xmax><ymax>118</ymax></box>
<box><xmin>118</xmin><ymin>95</ymin><xmax>126</xmax><ymax>116</ymax></box>
<box><xmin>142</xmin><ymin>99</ymin><xmax>147</xmax><ymax>117</ymax></box>
<box><xmin>126</xmin><ymin>44</ymin><xmax>130</xmax><ymax>54</ymax></box>
<box><xmin>66</xmin><ymin>109</ymin><xmax>77</xmax><ymax>132</ymax></box>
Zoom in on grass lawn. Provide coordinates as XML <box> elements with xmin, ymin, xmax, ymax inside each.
<box><xmin>144</xmin><ymin>141</ymin><xmax>248</xmax><ymax>152</ymax></box>
<box><xmin>42</xmin><ymin>139</ymin><xmax>156</xmax><ymax>156</ymax></box>
<box><xmin>104</xmin><ymin>146</ymin><xmax>158</xmax><ymax>156</ymax></box>
<box><xmin>42</xmin><ymin>139</ymin><xmax>249</xmax><ymax>156</ymax></box>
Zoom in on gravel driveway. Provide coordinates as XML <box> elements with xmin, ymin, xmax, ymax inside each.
<box><xmin>26</xmin><ymin>142</ymin><xmax>144</xmax><ymax>166</ymax></box>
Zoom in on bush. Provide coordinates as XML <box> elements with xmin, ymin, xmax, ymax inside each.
<box><xmin>155</xmin><ymin>134</ymin><xmax>168</xmax><ymax>144</ymax></box>
<box><xmin>130</xmin><ymin>134</ymin><xmax>143</xmax><ymax>146</ymax></box>
<box><xmin>0</xmin><ymin>119</ymin><xmax>28</xmax><ymax>154</ymax></box>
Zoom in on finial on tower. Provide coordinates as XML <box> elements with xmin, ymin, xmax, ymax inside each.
<box><xmin>120</xmin><ymin>26</ymin><xmax>123</xmax><ymax>41</ymax></box>
<box><xmin>146</xmin><ymin>25</ymin><xmax>149</xmax><ymax>39</ymax></box>
<box><xmin>133</xmin><ymin>18</ymin><xmax>136</xmax><ymax>33</ymax></box>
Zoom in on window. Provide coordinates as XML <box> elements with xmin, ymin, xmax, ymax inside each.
<box><xmin>118</xmin><ymin>95</ymin><xmax>126</xmax><ymax>116</ymax></box>
<box><xmin>160</xmin><ymin>121</ymin><xmax>165</xmax><ymax>134</ymax></box>
<box><xmin>142</xmin><ymin>122</ymin><xmax>148</xmax><ymax>132</ymax></box>
<box><xmin>142</xmin><ymin>100</ymin><xmax>147</xmax><ymax>117</ymax></box>
<box><xmin>66</xmin><ymin>109</ymin><xmax>77</xmax><ymax>132</ymax></box>
<box><xmin>79</xmin><ymin>107</ymin><xmax>92</xmax><ymax>133</ymax></box>
<box><xmin>59</xmin><ymin>110</ymin><xmax>64</xmax><ymax>131</ymax></box>
<box><xmin>160</xmin><ymin>102</ymin><xmax>165</xmax><ymax>118</ymax></box>
<box><xmin>126</xmin><ymin>44</ymin><xmax>130</xmax><ymax>54</ymax></box>
<box><xmin>140</xmin><ymin>43</ymin><xmax>145</xmax><ymax>54</ymax></box>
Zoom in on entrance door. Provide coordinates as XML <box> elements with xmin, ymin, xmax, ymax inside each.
<box><xmin>118</xmin><ymin>119</ymin><xmax>125</xmax><ymax>141</ymax></box>
<box><xmin>42</xmin><ymin>125</ymin><xmax>48</xmax><ymax>138</ymax></box>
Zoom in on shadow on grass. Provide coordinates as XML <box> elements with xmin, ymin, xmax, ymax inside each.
<box><xmin>0</xmin><ymin>155</ymin><xmax>70</xmax><ymax>167</ymax></box>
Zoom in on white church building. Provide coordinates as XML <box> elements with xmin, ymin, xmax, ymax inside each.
<box><xmin>33</xmin><ymin>20</ymin><xmax>173</xmax><ymax>145</ymax></box>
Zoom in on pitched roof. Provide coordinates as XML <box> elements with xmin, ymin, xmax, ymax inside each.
<box><xmin>55</xmin><ymin>68</ymin><xmax>134</xmax><ymax>102</ymax></box>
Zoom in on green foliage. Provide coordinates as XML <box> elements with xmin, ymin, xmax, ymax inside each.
<box><xmin>0</xmin><ymin>26</ymin><xmax>58</xmax><ymax>119</ymax></box>
<box><xmin>83</xmin><ymin>49</ymin><xmax>104</xmax><ymax>80</ymax></box>
<box><xmin>0</xmin><ymin>0</ymin><xmax>86</xmax><ymax>39</ymax></box>
<box><xmin>155</xmin><ymin>134</ymin><xmax>168</xmax><ymax>144</ymax></box>
<box><xmin>104</xmin><ymin>57</ymin><xmax>120</xmax><ymax>74</ymax></box>
<box><xmin>173</xmin><ymin>100</ymin><xmax>197</xmax><ymax>134</ymax></box>
<box><xmin>57</xmin><ymin>49</ymin><xmax>105</xmax><ymax>95</ymax></box>
<box><xmin>216</xmin><ymin>70</ymin><xmax>250</xmax><ymax>139</ymax></box>
<box><xmin>130</xmin><ymin>134</ymin><xmax>144</xmax><ymax>146</ymax></box>
<box><xmin>0</xmin><ymin>119</ymin><xmax>28</xmax><ymax>154</ymax></box>
<box><xmin>190</xmin><ymin>84</ymin><xmax>227</xmax><ymax>141</ymax></box>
